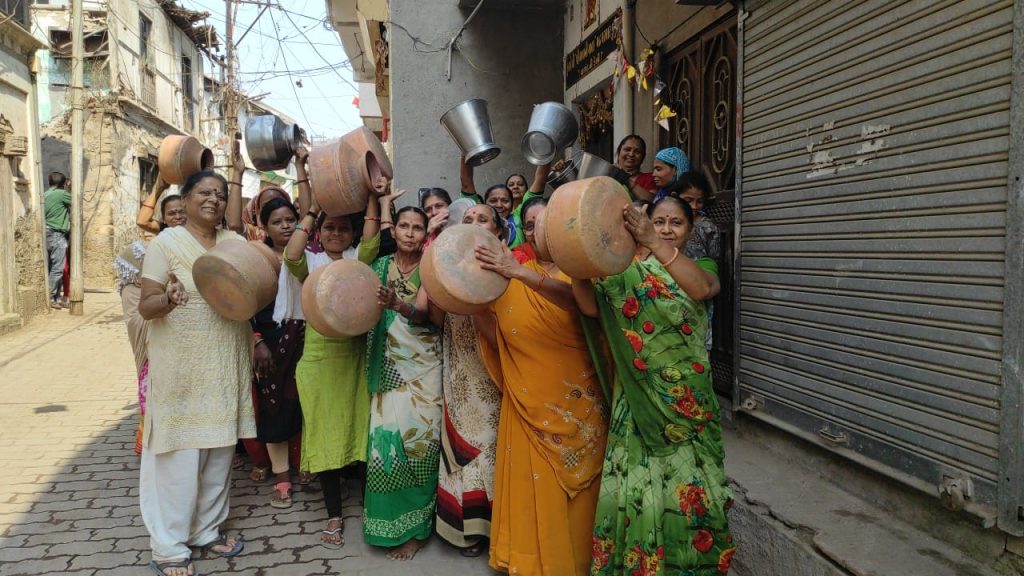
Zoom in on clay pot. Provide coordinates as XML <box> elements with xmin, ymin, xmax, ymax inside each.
<box><xmin>158</xmin><ymin>135</ymin><xmax>214</xmax><ymax>185</ymax></box>
<box><xmin>341</xmin><ymin>126</ymin><xmax>393</xmax><ymax>194</ymax></box>
<box><xmin>533</xmin><ymin>208</ymin><xmax>552</xmax><ymax>262</ymax></box>
<box><xmin>309</xmin><ymin>139</ymin><xmax>368</xmax><ymax>216</ymax></box>
<box><xmin>301</xmin><ymin>259</ymin><xmax>382</xmax><ymax>338</ymax></box>
<box><xmin>248</xmin><ymin>240</ymin><xmax>281</xmax><ymax>275</ymax></box>
<box><xmin>545</xmin><ymin>176</ymin><xmax>636</xmax><ymax>279</ymax></box>
<box><xmin>421</xmin><ymin>224</ymin><xmax>510</xmax><ymax>315</ymax></box>
<box><xmin>192</xmin><ymin>240</ymin><xmax>279</xmax><ymax>321</ymax></box>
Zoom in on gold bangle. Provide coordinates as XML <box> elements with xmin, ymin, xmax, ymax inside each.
<box><xmin>659</xmin><ymin>247</ymin><xmax>680</xmax><ymax>267</ymax></box>
<box><xmin>228</xmin><ymin>181</ymin><xmax>242</xmax><ymax>188</ymax></box>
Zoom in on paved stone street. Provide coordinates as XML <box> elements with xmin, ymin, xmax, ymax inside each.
<box><xmin>0</xmin><ymin>292</ymin><xmax>494</xmax><ymax>575</ymax></box>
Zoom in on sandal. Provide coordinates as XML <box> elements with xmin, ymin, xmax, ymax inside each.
<box><xmin>232</xmin><ymin>454</ymin><xmax>245</xmax><ymax>470</ymax></box>
<box><xmin>270</xmin><ymin>481</ymin><xmax>293</xmax><ymax>509</ymax></box>
<box><xmin>460</xmin><ymin>539</ymin><xmax>487</xmax><ymax>558</ymax></box>
<box><xmin>249</xmin><ymin>466</ymin><xmax>269</xmax><ymax>482</ymax></box>
<box><xmin>297</xmin><ymin>471</ymin><xmax>316</xmax><ymax>485</ymax></box>
<box><xmin>201</xmin><ymin>534</ymin><xmax>244</xmax><ymax>558</ymax></box>
<box><xmin>148</xmin><ymin>558</ymin><xmax>198</xmax><ymax>576</ymax></box>
<box><xmin>320</xmin><ymin>517</ymin><xmax>344</xmax><ymax>550</ymax></box>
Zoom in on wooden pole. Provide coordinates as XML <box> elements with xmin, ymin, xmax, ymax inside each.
<box><xmin>69</xmin><ymin>0</ymin><xmax>84</xmax><ymax>315</ymax></box>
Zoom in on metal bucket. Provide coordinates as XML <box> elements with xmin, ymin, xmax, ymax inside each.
<box><xmin>440</xmin><ymin>99</ymin><xmax>501</xmax><ymax>167</ymax></box>
<box><xmin>244</xmin><ymin>115</ymin><xmax>304</xmax><ymax>171</ymax></box>
<box><xmin>521</xmin><ymin>102</ymin><xmax>578</xmax><ymax>166</ymax></box>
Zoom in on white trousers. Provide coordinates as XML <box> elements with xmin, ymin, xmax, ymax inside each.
<box><xmin>139</xmin><ymin>445</ymin><xmax>234</xmax><ymax>561</ymax></box>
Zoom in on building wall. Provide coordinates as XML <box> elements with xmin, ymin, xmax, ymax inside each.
<box><xmin>0</xmin><ymin>18</ymin><xmax>48</xmax><ymax>333</ymax></box>
<box><xmin>388</xmin><ymin>0</ymin><xmax>563</xmax><ymax>198</ymax></box>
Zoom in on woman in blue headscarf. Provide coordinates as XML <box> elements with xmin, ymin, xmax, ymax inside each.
<box><xmin>652</xmin><ymin>147</ymin><xmax>691</xmax><ymax>202</ymax></box>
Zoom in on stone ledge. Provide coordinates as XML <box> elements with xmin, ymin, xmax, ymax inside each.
<box><xmin>724</xmin><ymin>414</ymin><xmax>1018</xmax><ymax>576</ymax></box>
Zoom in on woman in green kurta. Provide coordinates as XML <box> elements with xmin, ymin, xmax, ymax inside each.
<box><xmin>365</xmin><ymin>206</ymin><xmax>444</xmax><ymax>561</ymax></box>
<box><xmin>282</xmin><ymin>173</ymin><xmax>399</xmax><ymax>548</ymax></box>
<box><xmin>573</xmin><ymin>196</ymin><xmax>736</xmax><ymax>576</ymax></box>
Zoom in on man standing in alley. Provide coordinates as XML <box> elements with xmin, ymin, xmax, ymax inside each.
<box><xmin>44</xmin><ymin>171</ymin><xmax>71</xmax><ymax>309</ymax></box>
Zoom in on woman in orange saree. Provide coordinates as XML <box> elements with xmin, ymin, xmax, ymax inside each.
<box><xmin>473</xmin><ymin>197</ymin><xmax>609</xmax><ymax>576</ymax></box>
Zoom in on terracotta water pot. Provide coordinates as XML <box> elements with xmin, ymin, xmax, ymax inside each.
<box><xmin>341</xmin><ymin>126</ymin><xmax>393</xmax><ymax>194</ymax></box>
<box><xmin>533</xmin><ymin>207</ymin><xmax>552</xmax><ymax>262</ymax></box>
<box><xmin>301</xmin><ymin>259</ymin><xmax>382</xmax><ymax>338</ymax></box>
<box><xmin>248</xmin><ymin>240</ymin><xmax>281</xmax><ymax>275</ymax></box>
<box><xmin>309</xmin><ymin>139</ymin><xmax>368</xmax><ymax>216</ymax></box>
<box><xmin>545</xmin><ymin>176</ymin><xmax>635</xmax><ymax>279</ymax></box>
<box><xmin>192</xmin><ymin>240</ymin><xmax>279</xmax><ymax>321</ymax></box>
<box><xmin>158</xmin><ymin>135</ymin><xmax>214</xmax><ymax>185</ymax></box>
<box><xmin>421</xmin><ymin>224</ymin><xmax>510</xmax><ymax>315</ymax></box>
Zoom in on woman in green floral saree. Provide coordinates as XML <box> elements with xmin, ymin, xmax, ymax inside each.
<box><xmin>573</xmin><ymin>196</ymin><xmax>736</xmax><ymax>576</ymax></box>
<box><xmin>365</xmin><ymin>206</ymin><xmax>444</xmax><ymax>561</ymax></box>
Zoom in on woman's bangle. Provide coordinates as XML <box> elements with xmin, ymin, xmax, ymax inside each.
<box><xmin>228</xmin><ymin>181</ymin><xmax>242</xmax><ymax>188</ymax></box>
<box><xmin>306</xmin><ymin>210</ymin><xmax>318</xmax><ymax>220</ymax></box>
<box><xmin>536</xmin><ymin>275</ymin><xmax>547</xmax><ymax>292</ymax></box>
<box><xmin>297</xmin><ymin>178</ymin><xmax>310</xmax><ymax>184</ymax></box>
<box><xmin>142</xmin><ymin>203</ymin><xmax>155</xmax><ymax>209</ymax></box>
<box><xmin>658</xmin><ymin>247</ymin><xmax>680</xmax><ymax>267</ymax></box>
<box><xmin>253</xmin><ymin>331</ymin><xmax>262</xmax><ymax>339</ymax></box>
<box><xmin>365</xmin><ymin>216</ymin><xmax>381</xmax><ymax>222</ymax></box>
<box><xmin>253</xmin><ymin>338</ymin><xmax>264</xmax><ymax>348</ymax></box>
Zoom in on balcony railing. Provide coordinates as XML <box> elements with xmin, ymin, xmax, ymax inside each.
<box><xmin>140</xmin><ymin>69</ymin><xmax>156</xmax><ymax>109</ymax></box>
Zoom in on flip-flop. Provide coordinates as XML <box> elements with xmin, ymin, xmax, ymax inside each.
<box><xmin>148</xmin><ymin>558</ymin><xmax>199</xmax><ymax>576</ymax></box>
<box><xmin>270</xmin><ymin>481</ymin><xmax>292</xmax><ymax>509</ymax></box>
<box><xmin>201</xmin><ymin>534</ymin><xmax>244</xmax><ymax>558</ymax></box>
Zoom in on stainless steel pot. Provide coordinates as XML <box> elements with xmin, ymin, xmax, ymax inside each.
<box><xmin>521</xmin><ymin>102</ymin><xmax>578</xmax><ymax>165</ymax></box>
<box><xmin>547</xmin><ymin>151</ymin><xmax>629</xmax><ymax>191</ymax></box>
<box><xmin>440</xmin><ymin>99</ymin><xmax>501</xmax><ymax>167</ymax></box>
<box><xmin>245</xmin><ymin>115</ymin><xmax>304</xmax><ymax>171</ymax></box>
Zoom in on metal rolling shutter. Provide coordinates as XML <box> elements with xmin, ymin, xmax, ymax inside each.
<box><xmin>736</xmin><ymin>0</ymin><xmax>1014</xmax><ymax>515</ymax></box>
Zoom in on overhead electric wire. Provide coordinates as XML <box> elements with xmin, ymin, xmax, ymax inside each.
<box><xmin>266</xmin><ymin>9</ymin><xmax>316</xmax><ymax>133</ymax></box>
<box><xmin>277</xmin><ymin>2</ymin><xmax>358</xmax><ymax>93</ymax></box>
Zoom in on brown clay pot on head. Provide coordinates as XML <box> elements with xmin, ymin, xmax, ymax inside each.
<box><xmin>158</xmin><ymin>135</ymin><xmax>214</xmax><ymax>185</ymax></box>
<box><xmin>192</xmin><ymin>240</ymin><xmax>279</xmax><ymax>321</ymax></box>
<box><xmin>421</xmin><ymin>224</ymin><xmax>510</xmax><ymax>315</ymax></box>
<box><xmin>301</xmin><ymin>259</ymin><xmax>382</xmax><ymax>338</ymax></box>
<box><xmin>341</xmin><ymin>126</ymin><xmax>393</xmax><ymax>194</ymax></box>
<box><xmin>545</xmin><ymin>176</ymin><xmax>636</xmax><ymax>280</ymax></box>
<box><xmin>309</xmin><ymin>139</ymin><xmax>369</xmax><ymax>217</ymax></box>
<box><xmin>533</xmin><ymin>207</ymin><xmax>552</xmax><ymax>262</ymax></box>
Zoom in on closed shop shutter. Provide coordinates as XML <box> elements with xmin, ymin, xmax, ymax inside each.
<box><xmin>737</xmin><ymin>0</ymin><xmax>1015</xmax><ymax>522</ymax></box>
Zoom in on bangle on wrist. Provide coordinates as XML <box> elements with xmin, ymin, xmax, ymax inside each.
<box><xmin>228</xmin><ymin>181</ymin><xmax>242</xmax><ymax>188</ymax></box>
<box><xmin>306</xmin><ymin>210</ymin><xmax>318</xmax><ymax>220</ymax></box>
<box><xmin>254</xmin><ymin>338</ymin><xmax>264</xmax><ymax>348</ymax></box>
<box><xmin>142</xmin><ymin>203</ymin><xmax>155</xmax><ymax>209</ymax></box>
<box><xmin>658</xmin><ymin>247</ymin><xmax>680</xmax><ymax>267</ymax></box>
<box><xmin>295</xmin><ymin>223</ymin><xmax>308</xmax><ymax>233</ymax></box>
<box><xmin>365</xmin><ymin>216</ymin><xmax>381</xmax><ymax>222</ymax></box>
<box><xmin>536</xmin><ymin>275</ymin><xmax>547</xmax><ymax>292</ymax></box>
<box><xmin>297</xmin><ymin>178</ymin><xmax>310</xmax><ymax>184</ymax></box>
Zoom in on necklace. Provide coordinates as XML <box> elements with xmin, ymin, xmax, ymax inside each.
<box><xmin>394</xmin><ymin>255</ymin><xmax>419</xmax><ymax>282</ymax></box>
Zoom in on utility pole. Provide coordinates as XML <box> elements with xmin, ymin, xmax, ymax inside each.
<box><xmin>69</xmin><ymin>0</ymin><xmax>84</xmax><ymax>315</ymax></box>
<box><xmin>224</xmin><ymin>0</ymin><xmax>236</xmax><ymax>137</ymax></box>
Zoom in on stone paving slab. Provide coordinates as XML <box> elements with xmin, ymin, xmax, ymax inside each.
<box><xmin>0</xmin><ymin>293</ymin><xmax>497</xmax><ymax>575</ymax></box>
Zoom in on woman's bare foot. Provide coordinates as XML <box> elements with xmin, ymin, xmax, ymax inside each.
<box><xmin>386</xmin><ymin>538</ymin><xmax>426</xmax><ymax>561</ymax></box>
<box><xmin>320</xmin><ymin>517</ymin><xmax>344</xmax><ymax>547</ymax></box>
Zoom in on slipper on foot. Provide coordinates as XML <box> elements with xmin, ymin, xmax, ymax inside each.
<box><xmin>201</xmin><ymin>534</ymin><xmax>244</xmax><ymax>558</ymax></box>
<box><xmin>148</xmin><ymin>558</ymin><xmax>199</xmax><ymax>576</ymax></box>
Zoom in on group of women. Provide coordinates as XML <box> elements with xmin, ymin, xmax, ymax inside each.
<box><xmin>119</xmin><ymin>133</ymin><xmax>731</xmax><ymax>576</ymax></box>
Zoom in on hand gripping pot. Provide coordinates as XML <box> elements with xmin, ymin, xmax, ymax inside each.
<box><xmin>301</xmin><ymin>259</ymin><xmax>382</xmax><ymax>338</ymax></box>
<box><xmin>421</xmin><ymin>224</ymin><xmax>510</xmax><ymax>315</ymax></box>
<box><xmin>192</xmin><ymin>240</ymin><xmax>279</xmax><ymax>321</ymax></box>
<box><xmin>545</xmin><ymin>176</ymin><xmax>636</xmax><ymax>279</ymax></box>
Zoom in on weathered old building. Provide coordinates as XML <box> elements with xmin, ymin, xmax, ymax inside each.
<box><xmin>31</xmin><ymin>0</ymin><xmax>220</xmax><ymax>289</ymax></box>
<box><xmin>0</xmin><ymin>1</ymin><xmax>49</xmax><ymax>335</ymax></box>
<box><xmin>329</xmin><ymin>0</ymin><xmax>1024</xmax><ymax>573</ymax></box>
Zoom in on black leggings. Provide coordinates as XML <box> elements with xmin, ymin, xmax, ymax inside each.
<box><xmin>320</xmin><ymin>463</ymin><xmax>366</xmax><ymax>520</ymax></box>
<box><xmin>319</xmin><ymin>468</ymin><xmax>345</xmax><ymax>519</ymax></box>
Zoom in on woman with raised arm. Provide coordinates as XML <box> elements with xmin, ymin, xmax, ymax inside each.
<box><xmin>462</xmin><ymin>156</ymin><xmax>552</xmax><ymax>248</ymax></box>
<box><xmin>472</xmin><ymin>196</ymin><xmax>609</xmax><ymax>576</ymax></box>
<box><xmin>137</xmin><ymin>166</ymin><xmax>255</xmax><ymax>576</ymax></box>
<box><xmin>136</xmin><ymin>174</ymin><xmax>187</xmax><ymax>234</ymax></box>
<box><xmin>282</xmin><ymin>164</ymin><xmax>392</xmax><ymax>548</ymax></box>
<box><xmin>572</xmin><ymin>196</ymin><xmax>735</xmax><ymax>576</ymax></box>
<box><xmin>364</xmin><ymin>206</ymin><xmax>444</xmax><ymax>561</ymax></box>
